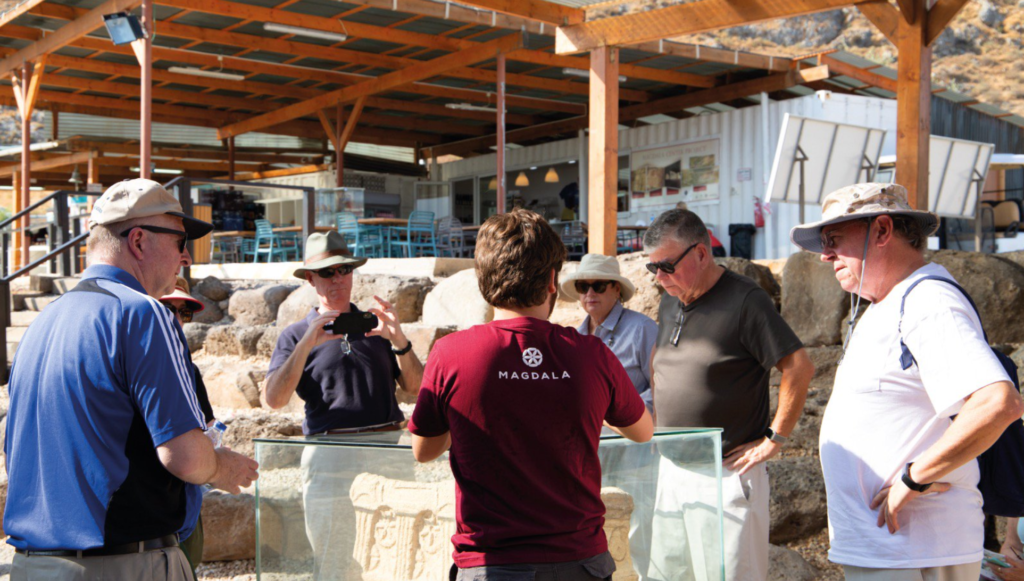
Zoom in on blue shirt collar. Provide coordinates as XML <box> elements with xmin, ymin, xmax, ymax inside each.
<box><xmin>578</xmin><ymin>301</ymin><xmax>625</xmax><ymax>335</ymax></box>
<box><xmin>81</xmin><ymin>264</ymin><xmax>148</xmax><ymax>295</ymax></box>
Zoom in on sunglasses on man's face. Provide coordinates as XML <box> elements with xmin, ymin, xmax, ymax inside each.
<box><xmin>120</xmin><ymin>225</ymin><xmax>188</xmax><ymax>253</ymax></box>
<box><xmin>314</xmin><ymin>265</ymin><xmax>355</xmax><ymax>279</ymax></box>
<box><xmin>164</xmin><ymin>304</ymin><xmax>195</xmax><ymax>323</ymax></box>
<box><xmin>645</xmin><ymin>242</ymin><xmax>700</xmax><ymax>275</ymax></box>
<box><xmin>574</xmin><ymin>280</ymin><xmax>613</xmax><ymax>295</ymax></box>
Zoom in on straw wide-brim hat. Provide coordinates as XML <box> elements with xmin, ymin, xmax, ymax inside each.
<box><xmin>159</xmin><ymin>276</ymin><xmax>204</xmax><ymax>312</ymax></box>
<box><xmin>561</xmin><ymin>254</ymin><xmax>635</xmax><ymax>302</ymax></box>
<box><xmin>790</xmin><ymin>182</ymin><xmax>939</xmax><ymax>253</ymax></box>
<box><xmin>292</xmin><ymin>231</ymin><xmax>367</xmax><ymax>279</ymax></box>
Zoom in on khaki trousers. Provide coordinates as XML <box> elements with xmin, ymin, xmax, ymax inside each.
<box><xmin>11</xmin><ymin>547</ymin><xmax>194</xmax><ymax>581</ymax></box>
<box><xmin>843</xmin><ymin>561</ymin><xmax>981</xmax><ymax>581</ymax></box>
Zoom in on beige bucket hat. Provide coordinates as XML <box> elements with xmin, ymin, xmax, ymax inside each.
<box><xmin>89</xmin><ymin>179</ymin><xmax>214</xmax><ymax>239</ymax></box>
<box><xmin>159</xmin><ymin>276</ymin><xmax>204</xmax><ymax>312</ymax></box>
<box><xmin>561</xmin><ymin>254</ymin><xmax>636</xmax><ymax>301</ymax></box>
<box><xmin>790</xmin><ymin>183</ymin><xmax>939</xmax><ymax>253</ymax></box>
<box><xmin>292</xmin><ymin>231</ymin><xmax>367</xmax><ymax>279</ymax></box>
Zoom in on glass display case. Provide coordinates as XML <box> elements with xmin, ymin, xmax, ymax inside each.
<box><xmin>254</xmin><ymin>429</ymin><xmax>724</xmax><ymax>581</ymax></box>
<box><xmin>315</xmin><ymin>188</ymin><xmax>367</xmax><ymax>227</ymax></box>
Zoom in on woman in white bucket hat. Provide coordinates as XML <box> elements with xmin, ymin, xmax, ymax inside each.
<box><xmin>562</xmin><ymin>254</ymin><xmax>658</xmax><ymax>411</ymax></box>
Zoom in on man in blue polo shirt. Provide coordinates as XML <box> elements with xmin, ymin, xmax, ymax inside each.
<box><xmin>4</xmin><ymin>179</ymin><xmax>258</xmax><ymax>581</ymax></box>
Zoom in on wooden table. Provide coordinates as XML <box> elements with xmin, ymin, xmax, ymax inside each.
<box><xmin>211</xmin><ymin>225</ymin><xmax>332</xmax><ymax>237</ymax></box>
<box><xmin>358</xmin><ymin>218</ymin><xmax>407</xmax><ymax>227</ymax></box>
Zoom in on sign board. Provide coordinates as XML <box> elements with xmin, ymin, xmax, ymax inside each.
<box><xmin>630</xmin><ymin>138</ymin><xmax>720</xmax><ymax>211</ymax></box>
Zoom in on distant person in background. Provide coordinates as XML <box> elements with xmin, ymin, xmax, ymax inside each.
<box><xmin>160</xmin><ymin>276</ymin><xmax>216</xmax><ymax>579</ymax></box>
<box><xmin>562</xmin><ymin>253</ymin><xmax>657</xmax><ymax>412</ymax></box>
<box><xmin>559</xmin><ymin>182</ymin><xmax>580</xmax><ymax>221</ymax></box>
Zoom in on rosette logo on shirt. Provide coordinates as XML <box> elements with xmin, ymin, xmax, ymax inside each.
<box><xmin>498</xmin><ymin>347</ymin><xmax>571</xmax><ymax>380</ymax></box>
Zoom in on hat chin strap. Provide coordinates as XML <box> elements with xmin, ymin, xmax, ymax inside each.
<box><xmin>843</xmin><ymin>218</ymin><xmax>873</xmax><ymax>353</ymax></box>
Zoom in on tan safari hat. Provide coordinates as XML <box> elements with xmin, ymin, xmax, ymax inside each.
<box><xmin>89</xmin><ymin>179</ymin><xmax>214</xmax><ymax>239</ymax></box>
<box><xmin>560</xmin><ymin>253</ymin><xmax>635</xmax><ymax>302</ymax></box>
<box><xmin>790</xmin><ymin>182</ymin><xmax>938</xmax><ymax>253</ymax></box>
<box><xmin>159</xmin><ymin>276</ymin><xmax>204</xmax><ymax>312</ymax></box>
<box><xmin>292</xmin><ymin>231</ymin><xmax>367</xmax><ymax>279</ymax></box>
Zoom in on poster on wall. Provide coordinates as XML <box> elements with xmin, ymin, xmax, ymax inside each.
<box><xmin>630</xmin><ymin>138</ymin><xmax>720</xmax><ymax>208</ymax></box>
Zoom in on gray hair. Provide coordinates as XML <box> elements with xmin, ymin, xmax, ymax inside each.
<box><xmin>86</xmin><ymin>217</ymin><xmax>143</xmax><ymax>265</ymax></box>
<box><xmin>890</xmin><ymin>215</ymin><xmax>927</xmax><ymax>251</ymax></box>
<box><xmin>643</xmin><ymin>209</ymin><xmax>712</xmax><ymax>251</ymax></box>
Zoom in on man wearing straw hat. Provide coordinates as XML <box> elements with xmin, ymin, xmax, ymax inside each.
<box><xmin>644</xmin><ymin>208</ymin><xmax>813</xmax><ymax>581</ymax></box>
<box><xmin>790</xmin><ymin>183</ymin><xmax>1022</xmax><ymax>580</ymax></box>
<box><xmin>562</xmin><ymin>253</ymin><xmax>658</xmax><ymax>412</ymax></box>
<box><xmin>264</xmin><ymin>230</ymin><xmax>423</xmax><ymax>580</ymax></box>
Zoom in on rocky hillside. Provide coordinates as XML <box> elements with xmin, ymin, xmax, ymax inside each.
<box><xmin>677</xmin><ymin>0</ymin><xmax>1024</xmax><ymax>117</ymax></box>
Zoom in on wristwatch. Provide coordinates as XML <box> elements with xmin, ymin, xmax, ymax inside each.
<box><xmin>392</xmin><ymin>341</ymin><xmax>413</xmax><ymax>356</ymax></box>
<box><xmin>901</xmin><ymin>462</ymin><xmax>932</xmax><ymax>493</ymax></box>
<box><xmin>764</xmin><ymin>427</ymin><xmax>788</xmax><ymax>445</ymax></box>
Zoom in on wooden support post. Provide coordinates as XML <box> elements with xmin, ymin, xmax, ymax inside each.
<box><xmin>134</xmin><ymin>0</ymin><xmax>153</xmax><ymax>179</ymax></box>
<box><xmin>496</xmin><ymin>53</ymin><xmax>506</xmax><ymax>213</ymax></box>
<box><xmin>335</xmin><ymin>103</ymin><xmax>344</xmax><ymax>188</ymax></box>
<box><xmin>51</xmin><ymin>109</ymin><xmax>58</xmax><ymax>140</ymax></box>
<box><xmin>896</xmin><ymin>0</ymin><xmax>931</xmax><ymax>210</ymax></box>
<box><xmin>227</xmin><ymin>136</ymin><xmax>235</xmax><ymax>181</ymax></box>
<box><xmin>587</xmin><ymin>46</ymin><xmax>618</xmax><ymax>256</ymax></box>
<box><xmin>11</xmin><ymin>171</ymin><xmax>20</xmax><ymax>269</ymax></box>
<box><xmin>87</xmin><ymin>156</ymin><xmax>100</xmax><ymax>186</ymax></box>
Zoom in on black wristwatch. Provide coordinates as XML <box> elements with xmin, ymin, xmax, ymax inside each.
<box><xmin>901</xmin><ymin>462</ymin><xmax>932</xmax><ymax>493</ymax></box>
<box><xmin>392</xmin><ymin>341</ymin><xmax>413</xmax><ymax>356</ymax></box>
<box><xmin>764</xmin><ymin>427</ymin><xmax>788</xmax><ymax>445</ymax></box>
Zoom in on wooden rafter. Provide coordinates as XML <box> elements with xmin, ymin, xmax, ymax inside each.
<box><xmin>217</xmin><ymin>32</ymin><xmax>524</xmax><ymax>139</ymax></box>
<box><xmin>926</xmin><ymin>0</ymin><xmax>971</xmax><ymax>46</ymax></box>
<box><xmin>555</xmin><ymin>0</ymin><xmax>864</xmax><ymax>54</ymax></box>
<box><xmin>857</xmin><ymin>1</ymin><xmax>899</xmax><ymax>44</ymax></box>
<box><xmin>0</xmin><ymin>0</ymin><xmax>47</xmax><ymax>30</ymax></box>
<box><xmin>0</xmin><ymin>0</ymin><xmax>141</xmax><ymax>77</ymax></box>
<box><xmin>317</xmin><ymin>109</ymin><xmax>340</xmax><ymax>152</ymax></box>
<box><xmin>0</xmin><ymin>150</ymin><xmax>95</xmax><ymax>178</ymax></box>
<box><xmin>894</xmin><ymin>0</ymin><xmax>916</xmax><ymax>23</ymax></box>
<box><xmin>338</xmin><ymin>96</ymin><xmax>366</xmax><ymax>150</ymax></box>
<box><xmin>819</xmin><ymin>54</ymin><xmax>897</xmax><ymax>92</ymax></box>
<box><xmin>441</xmin><ymin>0</ymin><xmax>583</xmax><ymax>26</ymax></box>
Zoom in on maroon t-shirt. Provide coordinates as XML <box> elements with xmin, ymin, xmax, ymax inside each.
<box><xmin>408</xmin><ymin>317</ymin><xmax>646</xmax><ymax>568</ymax></box>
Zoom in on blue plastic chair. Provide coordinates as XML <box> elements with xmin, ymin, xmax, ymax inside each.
<box><xmin>388</xmin><ymin>211</ymin><xmax>438</xmax><ymax>258</ymax></box>
<box><xmin>252</xmin><ymin>219</ymin><xmax>287</xmax><ymax>263</ymax></box>
<box><xmin>278</xmin><ymin>232</ymin><xmax>303</xmax><ymax>261</ymax></box>
<box><xmin>336</xmin><ymin>212</ymin><xmax>384</xmax><ymax>258</ymax></box>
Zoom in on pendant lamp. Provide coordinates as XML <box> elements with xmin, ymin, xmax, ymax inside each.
<box><xmin>515</xmin><ymin>172</ymin><xmax>529</xmax><ymax>187</ymax></box>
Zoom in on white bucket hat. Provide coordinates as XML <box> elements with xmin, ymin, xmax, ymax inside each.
<box><xmin>790</xmin><ymin>183</ymin><xmax>939</xmax><ymax>253</ymax></box>
<box><xmin>560</xmin><ymin>254</ymin><xmax>636</xmax><ymax>301</ymax></box>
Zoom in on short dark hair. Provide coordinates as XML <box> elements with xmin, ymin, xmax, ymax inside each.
<box><xmin>643</xmin><ymin>209</ymin><xmax>712</xmax><ymax>250</ymax></box>
<box><xmin>890</xmin><ymin>215</ymin><xmax>927</xmax><ymax>251</ymax></box>
<box><xmin>475</xmin><ymin>209</ymin><xmax>566</xmax><ymax>309</ymax></box>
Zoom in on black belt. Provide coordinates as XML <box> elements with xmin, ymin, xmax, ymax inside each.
<box><xmin>322</xmin><ymin>421</ymin><xmax>402</xmax><ymax>435</ymax></box>
<box><xmin>15</xmin><ymin>534</ymin><xmax>179</xmax><ymax>558</ymax></box>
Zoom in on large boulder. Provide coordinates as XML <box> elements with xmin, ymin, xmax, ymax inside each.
<box><xmin>257</xmin><ymin>327</ymin><xmax>282</xmax><ymax>360</ymax></box>
<box><xmin>229</xmin><ymin>285</ymin><xmax>297</xmax><ymax>326</ymax></box>
<box><xmin>190</xmin><ymin>294</ymin><xmax>224</xmax><ymax>324</ymax></box>
<box><xmin>422</xmin><ymin>268</ymin><xmax>493</xmax><ymax>329</ymax></box>
<box><xmin>620</xmin><ymin>252</ymin><xmax>662</xmax><ymax>321</ymax></box>
<box><xmin>768</xmin><ymin>456</ymin><xmax>828</xmax><ymax>543</ymax></box>
<box><xmin>768</xmin><ymin>544</ymin><xmax>817</xmax><ymax>581</ymax></box>
<box><xmin>781</xmin><ymin>251</ymin><xmax>848</xmax><ymax>346</ymax></box>
<box><xmin>194</xmin><ymin>276</ymin><xmax>230</xmax><ymax>302</ymax></box>
<box><xmin>927</xmin><ymin>250</ymin><xmax>1024</xmax><ymax>344</ymax></box>
<box><xmin>220</xmin><ymin>407</ymin><xmax>304</xmax><ymax>460</ymax></box>
<box><xmin>195</xmin><ymin>358</ymin><xmax>265</xmax><ymax>409</ymax></box>
<box><xmin>182</xmin><ymin>323</ymin><xmax>211</xmax><ymax>353</ymax></box>
<box><xmin>351</xmin><ymin>274</ymin><xmax>435</xmax><ymax>323</ymax></box>
<box><xmin>205</xmin><ymin>326</ymin><xmax>266</xmax><ymax>358</ymax></box>
<box><xmin>717</xmin><ymin>257</ymin><xmax>781</xmax><ymax>310</ymax></box>
<box><xmin>278</xmin><ymin>284</ymin><xmax>318</xmax><ymax>328</ymax></box>
<box><xmin>201</xmin><ymin>491</ymin><xmax>256</xmax><ymax>561</ymax></box>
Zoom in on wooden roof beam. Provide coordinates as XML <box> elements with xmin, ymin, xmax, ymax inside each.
<box><xmin>555</xmin><ymin>0</ymin><xmax>864</xmax><ymax>54</ymax></box>
<box><xmin>0</xmin><ymin>0</ymin><xmax>48</xmax><ymax>30</ymax></box>
<box><xmin>926</xmin><ymin>0</ymin><xmax>971</xmax><ymax>46</ymax></box>
<box><xmin>819</xmin><ymin>54</ymin><xmax>897</xmax><ymax>92</ymax></box>
<box><xmin>858</xmin><ymin>1</ymin><xmax>899</xmax><ymax>44</ymax></box>
<box><xmin>0</xmin><ymin>0</ymin><xmax>141</xmax><ymax>77</ymax></box>
<box><xmin>441</xmin><ymin>0</ymin><xmax>583</xmax><ymax>26</ymax></box>
<box><xmin>217</xmin><ymin>32</ymin><xmax>524</xmax><ymax>138</ymax></box>
<box><xmin>0</xmin><ymin>150</ymin><xmax>96</xmax><ymax>178</ymax></box>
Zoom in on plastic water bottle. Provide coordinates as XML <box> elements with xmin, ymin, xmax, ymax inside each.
<box><xmin>206</xmin><ymin>420</ymin><xmax>227</xmax><ymax>448</ymax></box>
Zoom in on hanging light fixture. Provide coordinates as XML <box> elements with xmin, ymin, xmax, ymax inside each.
<box><xmin>68</xmin><ymin>166</ymin><xmax>83</xmax><ymax>189</ymax></box>
<box><xmin>515</xmin><ymin>172</ymin><xmax>529</xmax><ymax>187</ymax></box>
<box><xmin>487</xmin><ymin>177</ymin><xmax>498</xmax><ymax>191</ymax></box>
<box><xmin>545</xmin><ymin>167</ymin><xmax>559</xmax><ymax>183</ymax></box>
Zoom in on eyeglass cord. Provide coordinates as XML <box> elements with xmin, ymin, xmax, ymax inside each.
<box><xmin>842</xmin><ymin>218</ymin><xmax>874</xmax><ymax>355</ymax></box>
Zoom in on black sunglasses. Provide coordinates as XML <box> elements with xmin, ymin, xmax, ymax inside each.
<box><xmin>574</xmin><ymin>280</ymin><xmax>614</xmax><ymax>295</ymax></box>
<box><xmin>314</xmin><ymin>265</ymin><xmax>355</xmax><ymax>279</ymax></box>
<box><xmin>646</xmin><ymin>242</ymin><xmax>700</xmax><ymax>275</ymax></box>
<box><xmin>120</xmin><ymin>225</ymin><xmax>188</xmax><ymax>253</ymax></box>
<box><xmin>163</xmin><ymin>304</ymin><xmax>194</xmax><ymax>323</ymax></box>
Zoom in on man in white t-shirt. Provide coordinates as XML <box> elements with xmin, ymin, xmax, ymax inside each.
<box><xmin>790</xmin><ymin>183</ymin><xmax>1024</xmax><ymax>581</ymax></box>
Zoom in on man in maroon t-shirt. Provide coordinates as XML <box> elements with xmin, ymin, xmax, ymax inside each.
<box><xmin>409</xmin><ymin>209</ymin><xmax>654</xmax><ymax>581</ymax></box>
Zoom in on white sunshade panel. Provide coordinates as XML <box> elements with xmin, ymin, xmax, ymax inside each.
<box><xmin>767</xmin><ymin>114</ymin><xmax>887</xmax><ymax>204</ymax></box>
<box><xmin>927</xmin><ymin>136</ymin><xmax>994</xmax><ymax>219</ymax></box>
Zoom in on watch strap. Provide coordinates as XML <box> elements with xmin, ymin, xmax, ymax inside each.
<box><xmin>764</xmin><ymin>427</ymin><xmax>788</xmax><ymax>444</ymax></box>
<box><xmin>392</xmin><ymin>341</ymin><xmax>413</xmax><ymax>356</ymax></box>
<box><xmin>901</xmin><ymin>462</ymin><xmax>932</xmax><ymax>493</ymax></box>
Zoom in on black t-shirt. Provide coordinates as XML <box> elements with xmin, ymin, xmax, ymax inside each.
<box><xmin>194</xmin><ymin>363</ymin><xmax>214</xmax><ymax>424</ymax></box>
<box><xmin>653</xmin><ymin>269</ymin><xmax>802</xmax><ymax>454</ymax></box>
<box><xmin>269</xmin><ymin>307</ymin><xmax>403</xmax><ymax>435</ymax></box>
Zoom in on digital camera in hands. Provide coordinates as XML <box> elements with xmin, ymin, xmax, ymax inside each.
<box><xmin>325</xmin><ymin>312</ymin><xmax>378</xmax><ymax>335</ymax></box>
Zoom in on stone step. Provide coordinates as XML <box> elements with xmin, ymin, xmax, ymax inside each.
<box><xmin>53</xmin><ymin>277</ymin><xmax>81</xmax><ymax>295</ymax></box>
<box><xmin>12</xmin><ymin>292</ymin><xmax>60</xmax><ymax>312</ymax></box>
<box><xmin>5</xmin><ymin>327</ymin><xmax>27</xmax><ymax>343</ymax></box>
<box><xmin>9</xmin><ymin>310</ymin><xmax>39</xmax><ymax>327</ymax></box>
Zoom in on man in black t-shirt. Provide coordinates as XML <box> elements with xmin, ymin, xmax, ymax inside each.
<box><xmin>642</xmin><ymin>209</ymin><xmax>814</xmax><ymax>581</ymax></box>
<box><xmin>264</xmin><ymin>231</ymin><xmax>423</xmax><ymax>580</ymax></box>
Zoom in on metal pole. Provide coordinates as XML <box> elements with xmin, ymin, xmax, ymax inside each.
<box><xmin>496</xmin><ymin>53</ymin><xmax>506</xmax><ymax>214</ymax></box>
<box><xmin>302</xmin><ymin>186</ymin><xmax>314</xmax><ymax>242</ymax></box>
<box><xmin>0</xmin><ymin>281</ymin><xmax>9</xmax><ymax>383</ymax></box>
<box><xmin>139</xmin><ymin>0</ymin><xmax>153</xmax><ymax>179</ymax></box>
<box><xmin>796</xmin><ymin>146</ymin><xmax>808</xmax><ymax>225</ymax></box>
